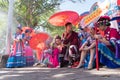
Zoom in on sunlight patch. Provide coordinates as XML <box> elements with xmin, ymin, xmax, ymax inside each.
<box><xmin>52</xmin><ymin>73</ymin><xmax>74</xmax><ymax>78</ymax></box>
<box><xmin>0</xmin><ymin>74</ymin><xmax>21</xmax><ymax>79</ymax></box>
<box><xmin>0</xmin><ymin>71</ymin><xmax>10</xmax><ymax>74</ymax></box>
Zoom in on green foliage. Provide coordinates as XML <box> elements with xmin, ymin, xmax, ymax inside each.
<box><xmin>0</xmin><ymin>11</ymin><xmax>7</xmax><ymax>51</ymax></box>
<box><xmin>46</xmin><ymin>23</ymin><xmax>64</xmax><ymax>36</ymax></box>
<box><xmin>0</xmin><ymin>0</ymin><xmax>85</xmax><ymax>37</ymax></box>
<box><xmin>0</xmin><ymin>0</ymin><xmax>60</xmax><ymax>26</ymax></box>
<box><xmin>62</xmin><ymin>0</ymin><xmax>85</xmax><ymax>3</ymax></box>
<box><xmin>0</xmin><ymin>0</ymin><xmax>8</xmax><ymax>12</ymax></box>
<box><xmin>14</xmin><ymin>0</ymin><xmax>60</xmax><ymax>28</ymax></box>
<box><xmin>0</xmin><ymin>0</ymin><xmax>63</xmax><ymax>35</ymax></box>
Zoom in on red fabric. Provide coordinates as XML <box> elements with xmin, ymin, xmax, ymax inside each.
<box><xmin>117</xmin><ymin>0</ymin><xmax>120</xmax><ymax>5</ymax></box>
<box><xmin>104</xmin><ymin>27</ymin><xmax>118</xmax><ymax>41</ymax></box>
<box><xmin>36</xmin><ymin>49</ymin><xmax>42</xmax><ymax>61</ymax></box>
<box><xmin>62</xmin><ymin>31</ymin><xmax>79</xmax><ymax>47</ymax></box>
<box><xmin>99</xmin><ymin>16</ymin><xmax>110</xmax><ymax>21</ymax></box>
<box><xmin>29</xmin><ymin>33</ymin><xmax>49</xmax><ymax>50</ymax></box>
<box><xmin>104</xmin><ymin>27</ymin><xmax>118</xmax><ymax>53</ymax></box>
<box><xmin>118</xmin><ymin>30</ymin><xmax>120</xmax><ymax>39</ymax></box>
<box><xmin>72</xmin><ymin>61</ymin><xmax>79</xmax><ymax>67</ymax></box>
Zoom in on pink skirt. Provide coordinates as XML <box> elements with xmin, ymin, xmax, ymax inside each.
<box><xmin>24</xmin><ymin>46</ymin><xmax>34</xmax><ymax>66</ymax></box>
<box><xmin>49</xmin><ymin>48</ymin><xmax>59</xmax><ymax>67</ymax></box>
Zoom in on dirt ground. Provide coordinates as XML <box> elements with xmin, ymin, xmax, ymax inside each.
<box><xmin>0</xmin><ymin>67</ymin><xmax>120</xmax><ymax>80</ymax></box>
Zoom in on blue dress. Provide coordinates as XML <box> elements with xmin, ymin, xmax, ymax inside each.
<box><xmin>98</xmin><ymin>27</ymin><xmax>120</xmax><ymax>68</ymax></box>
<box><xmin>6</xmin><ymin>33</ymin><xmax>26</xmax><ymax>68</ymax></box>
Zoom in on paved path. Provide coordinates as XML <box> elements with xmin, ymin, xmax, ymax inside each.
<box><xmin>0</xmin><ymin>67</ymin><xmax>120</xmax><ymax>80</ymax></box>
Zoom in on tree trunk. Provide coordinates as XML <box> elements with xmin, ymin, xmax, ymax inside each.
<box><xmin>5</xmin><ymin>0</ymin><xmax>14</xmax><ymax>54</ymax></box>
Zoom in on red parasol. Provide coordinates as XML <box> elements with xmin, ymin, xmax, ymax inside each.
<box><xmin>29</xmin><ymin>32</ymin><xmax>49</xmax><ymax>50</ymax></box>
<box><xmin>48</xmin><ymin>11</ymin><xmax>79</xmax><ymax>26</ymax></box>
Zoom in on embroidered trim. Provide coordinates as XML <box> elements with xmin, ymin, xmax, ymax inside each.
<box><xmin>98</xmin><ymin>48</ymin><xmax>120</xmax><ymax>65</ymax></box>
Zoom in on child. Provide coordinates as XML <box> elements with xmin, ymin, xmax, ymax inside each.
<box><xmin>50</xmin><ymin>43</ymin><xmax>59</xmax><ymax>68</ymax></box>
<box><xmin>40</xmin><ymin>43</ymin><xmax>53</xmax><ymax>67</ymax></box>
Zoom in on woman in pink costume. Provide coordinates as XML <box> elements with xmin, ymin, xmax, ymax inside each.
<box><xmin>24</xmin><ymin>29</ymin><xmax>34</xmax><ymax>66</ymax></box>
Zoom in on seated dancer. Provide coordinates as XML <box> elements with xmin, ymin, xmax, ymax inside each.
<box><xmin>76</xmin><ymin>27</ymin><xmax>96</xmax><ymax>70</ymax></box>
<box><xmin>54</xmin><ymin>35</ymin><xmax>64</xmax><ymax>67</ymax></box>
<box><xmin>50</xmin><ymin>42</ymin><xmax>59</xmax><ymax>68</ymax></box>
<box><xmin>78</xmin><ymin>26</ymin><xmax>90</xmax><ymax>45</ymax></box>
<box><xmin>95</xmin><ymin>16</ymin><xmax>120</xmax><ymax>68</ymax></box>
<box><xmin>61</xmin><ymin>22</ymin><xmax>80</xmax><ymax>67</ymax></box>
<box><xmin>40</xmin><ymin>43</ymin><xmax>53</xmax><ymax>67</ymax></box>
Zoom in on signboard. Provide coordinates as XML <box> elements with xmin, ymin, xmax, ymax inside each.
<box><xmin>80</xmin><ymin>0</ymin><xmax>110</xmax><ymax>27</ymax></box>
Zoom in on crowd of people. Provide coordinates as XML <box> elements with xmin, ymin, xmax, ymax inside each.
<box><xmin>6</xmin><ymin>15</ymin><xmax>120</xmax><ymax>70</ymax></box>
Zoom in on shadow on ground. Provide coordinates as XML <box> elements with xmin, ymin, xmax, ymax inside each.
<box><xmin>0</xmin><ymin>67</ymin><xmax>120</xmax><ymax>80</ymax></box>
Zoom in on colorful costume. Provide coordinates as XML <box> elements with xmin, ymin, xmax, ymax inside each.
<box><xmin>41</xmin><ymin>49</ymin><xmax>52</xmax><ymax>66</ymax></box>
<box><xmin>6</xmin><ymin>33</ymin><xmax>26</xmax><ymax>68</ymax></box>
<box><xmin>50</xmin><ymin>48</ymin><xmax>59</xmax><ymax>67</ymax></box>
<box><xmin>78</xmin><ymin>30</ymin><xmax>90</xmax><ymax>44</ymax></box>
<box><xmin>24</xmin><ymin>35</ymin><xmax>34</xmax><ymax>66</ymax></box>
<box><xmin>116</xmin><ymin>30</ymin><xmax>120</xmax><ymax>59</ymax></box>
<box><xmin>61</xmin><ymin>31</ymin><xmax>79</xmax><ymax>66</ymax></box>
<box><xmin>98</xmin><ymin>27</ymin><xmax>120</xmax><ymax>68</ymax></box>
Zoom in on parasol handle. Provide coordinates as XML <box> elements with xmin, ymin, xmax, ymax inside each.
<box><xmin>96</xmin><ymin>39</ymin><xmax>99</xmax><ymax>70</ymax></box>
<box><xmin>95</xmin><ymin>26</ymin><xmax>99</xmax><ymax>70</ymax></box>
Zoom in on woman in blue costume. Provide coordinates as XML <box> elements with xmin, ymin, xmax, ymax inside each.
<box><xmin>6</xmin><ymin>25</ymin><xmax>26</xmax><ymax>68</ymax></box>
<box><xmin>95</xmin><ymin>16</ymin><xmax>120</xmax><ymax>68</ymax></box>
<box><xmin>76</xmin><ymin>27</ymin><xmax>96</xmax><ymax>70</ymax></box>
